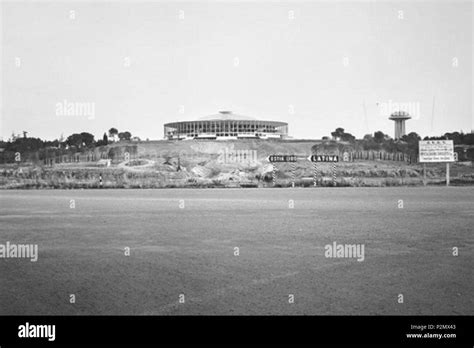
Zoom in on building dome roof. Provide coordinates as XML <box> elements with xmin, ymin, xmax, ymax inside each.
<box><xmin>198</xmin><ymin>111</ymin><xmax>256</xmax><ymax>121</ymax></box>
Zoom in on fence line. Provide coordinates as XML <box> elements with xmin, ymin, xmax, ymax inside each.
<box><xmin>40</xmin><ymin>151</ymin><xmax>121</xmax><ymax>166</ymax></box>
<box><xmin>12</xmin><ymin>149</ymin><xmax>416</xmax><ymax>166</ymax></box>
<box><xmin>347</xmin><ymin>150</ymin><xmax>416</xmax><ymax>163</ymax></box>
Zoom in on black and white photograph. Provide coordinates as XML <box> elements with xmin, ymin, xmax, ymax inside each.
<box><xmin>0</xmin><ymin>0</ymin><xmax>473</xmax><ymax>345</ymax></box>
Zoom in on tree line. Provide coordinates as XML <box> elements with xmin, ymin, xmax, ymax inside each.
<box><xmin>1</xmin><ymin>128</ymin><xmax>136</xmax><ymax>154</ymax></box>
<box><xmin>328</xmin><ymin>127</ymin><xmax>474</xmax><ymax>149</ymax></box>
<box><xmin>318</xmin><ymin>128</ymin><xmax>474</xmax><ymax>161</ymax></box>
<box><xmin>1</xmin><ymin>127</ymin><xmax>473</xmax><ymax>163</ymax></box>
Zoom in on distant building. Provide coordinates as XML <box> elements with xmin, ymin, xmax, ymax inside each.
<box><xmin>164</xmin><ymin>111</ymin><xmax>288</xmax><ymax>140</ymax></box>
<box><xmin>389</xmin><ymin>111</ymin><xmax>411</xmax><ymax>140</ymax></box>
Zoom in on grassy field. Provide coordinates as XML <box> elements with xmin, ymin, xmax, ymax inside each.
<box><xmin>1</xmin><ymin>159</ymin><xmax>473</xmax><ymax>189</ymax></box>
<box><xmin>0</xmin><ymin>187</ymin><xmax>473</xmax><ymax>315</ymax></box>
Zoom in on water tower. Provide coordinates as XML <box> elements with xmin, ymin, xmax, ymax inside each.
<box><xmin>389</xmin><ymin>111</ymin><xmax>411</xmax><ymax>140</ymax></box>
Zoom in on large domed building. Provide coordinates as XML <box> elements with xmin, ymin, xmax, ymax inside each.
<box><xmin>164</xmin><ymin>111</ymin><xmax>288</xmax><ymax>140</ymax></box>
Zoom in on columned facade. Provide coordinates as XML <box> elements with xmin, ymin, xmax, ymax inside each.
<box><xmin>164</xmin><ymin>111</ymin><xmax>288</xmax><ymax>140</ymax></box>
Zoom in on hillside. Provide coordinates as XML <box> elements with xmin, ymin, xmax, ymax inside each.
<box><xmin>1</xmin><ymin>139</ymin><xmax>473</xmax><ymax>189</ymax></box>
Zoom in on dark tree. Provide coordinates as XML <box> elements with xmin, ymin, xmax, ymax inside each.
<box><xmin>80</xmin><ymin>132</ymin><xmax>95</xmax><ymax>147</ymax></box>
<box><xmin>66</xmin><ymin>133</ymin><xmax>84</xmax><ymax>148</ymax></box>
<box><xmin>331</xmin><ymin>127</ymin><xmax>345</xmax><ymax>139</ymax></box>
<box><xmin>118</xmin><ymin>131</ymin><xmax>132</xmax><ymax>141</ymax></box>
<box><xmin>108</xmin><ymin>128</ymin><xmax>118</xmax><ymax>139</ymax></box>
<box><xmin>123</xmin><ymin>131</ymin><xmax>131</xmax><ymax>140</ymax></box>
<box><xmin>340</xmin><ymin>132</ymin><xmax>355</xmax><ymax>142</ymax></box>
<box><xmin>374</xmin><ymin>131</ymin><xmax>386</xmax><ymax>143</ymax></box>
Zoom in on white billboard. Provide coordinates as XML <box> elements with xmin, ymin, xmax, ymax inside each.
<box><xmin>419</xmin><ymin>140</ymin><xmax>454</xmax><ymax>163</ymax></box>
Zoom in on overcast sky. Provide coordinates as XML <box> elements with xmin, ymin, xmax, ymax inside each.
<box><xmin>1</xmin><ymin>0</ymin><xmax>472</xmax><ymax>141</ymax></box>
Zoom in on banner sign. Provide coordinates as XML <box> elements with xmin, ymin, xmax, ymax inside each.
<box><xmin>419</xmin><ymin>140</ymin><xmax>454</xmax><ymax>163</ymax></box>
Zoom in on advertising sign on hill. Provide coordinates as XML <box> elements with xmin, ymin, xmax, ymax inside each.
<box><xmin>419</xmin><ymin>140</ymin><xmax>454</xmax><ymax>163</ymax></box>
